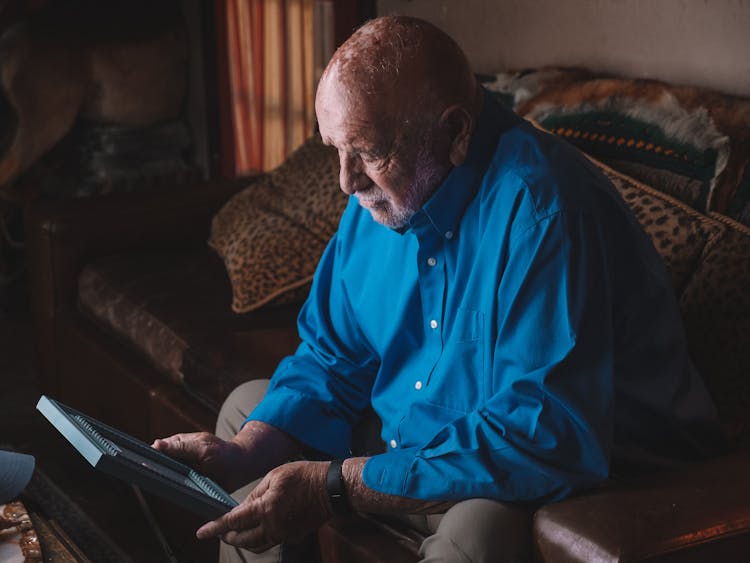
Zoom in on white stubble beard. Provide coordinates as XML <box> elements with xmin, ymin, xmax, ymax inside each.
<box><xmin>360</xmin><ymin>142</ymin><xmax>451</xmax><ymax>229</ymax></box>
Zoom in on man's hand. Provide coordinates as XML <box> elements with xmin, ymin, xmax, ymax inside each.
<box><xmin>153</xmin><ymin>420</ymin><xmax>302</xmax><ymax>492</ymax></box>
<box><xmin>152</xmin><ymin>432</ymin><xmax>249</xmax><ymax>490</ymax></box>
<box><xmin>195</xmin><ymin>460</ymin><xmax>331</xmax><ymax>553</ymax></box>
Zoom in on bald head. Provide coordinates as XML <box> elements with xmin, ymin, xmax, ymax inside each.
<box><xmin>320</xmin><ymin>16</ymin><xmax>477</xmax><ymax>116</ymax></box>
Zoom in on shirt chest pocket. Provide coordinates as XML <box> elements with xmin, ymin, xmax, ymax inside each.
<box><xmin>451</xmin><ymin>308</ymin><xmax>483</xmax><ymax>342</ymax></box>
<box><xmin>424</xmin><ymin>308</ymin><xmax>486</xmax><ymax>412</ymax></box>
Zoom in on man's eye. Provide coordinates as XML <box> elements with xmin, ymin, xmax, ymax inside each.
<box><xmin>361</xmin><ymin>152</ymin><xmax>390</xmax><ymax>169</ymax></box>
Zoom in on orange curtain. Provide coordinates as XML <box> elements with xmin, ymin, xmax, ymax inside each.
<box><xmin>221</xmin><ymin>0</ymin><xmax>330</xmax><ymax>174</ymax></box>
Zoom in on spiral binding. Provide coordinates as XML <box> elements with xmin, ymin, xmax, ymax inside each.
<box><xmin>74</xmin><ymin>414</ymin><xmax>121</xmax><ymax>456</ymax></box>
<box><xmin>190</xmin><ymin>471</ymin><xmax>228</xmax><ymax>502</ymax></box>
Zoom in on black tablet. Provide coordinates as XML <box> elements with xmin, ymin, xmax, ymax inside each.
<box><xmin>36</xmin><ymin>395</ymin><xmax>238</xmax><ymax>520</ymax></box>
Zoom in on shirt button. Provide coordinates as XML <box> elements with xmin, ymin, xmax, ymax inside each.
<box><xmin>390</xmin><ymin>439</ymin><xmax>398</xmax><ymax>449</ymax></box>
<box><xmin>445</xmin><ymin>231</ymin><xmax>454</xmax><ymax>239</ymax></box>
<box><xmin>430</xmin><ymin>319</ymin><xmax>438</xmax><ymax>329</ymax></box>
<box><xmin>415</xmin><ymin>380</ymin><xmax>423</xmax><ymax>390</ymax></box>
<box><xmin>427</xmin><ymin>257</ymin><xmax>437</xmax><ymax>267</ymax></box>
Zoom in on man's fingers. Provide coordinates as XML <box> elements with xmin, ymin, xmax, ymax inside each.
<box><xmin>152</xmin><ymin>432</ymin><xmax>213</xmax><ymax>460</ymax></box>
<box><xmin>151</xmin><ymin>433</ymin><xmax>191</xmax><ymax>454</ymax></box>
<box><xmin>196</xmin><ymin>519</ymin><xmax>223</xmax><ymax>540</ymax></box>
<box><xmin>196</xmin><ymin>503</ymin><xmax>258</xmax><ymax>540</ymax></box>
<box><xmin>151</xmin><ymin>438</ymin><xmax>172</xmax><ymax>452</ymax></box>
<box><xmin>195</xmin><ymin>500</ymin><xmax>278</xmax><ymax>552</ymax></box>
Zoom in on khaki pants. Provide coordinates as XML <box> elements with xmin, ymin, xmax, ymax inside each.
<box><xmin>217</xmin><ymin>380</ymin><xmax>533</xmax><ymax>563</ymax></box>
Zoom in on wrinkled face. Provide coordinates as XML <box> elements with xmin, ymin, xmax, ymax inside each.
<box><xmin>316</xmin><ymin>74</ymin><xmax>450</xmax><ymax>229</ymax></box>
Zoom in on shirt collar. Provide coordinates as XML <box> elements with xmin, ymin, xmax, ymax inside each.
<box><xmin>406</xmin><ymin>90</ymin><xmax>521</xmax><ymax>238</ymax></box>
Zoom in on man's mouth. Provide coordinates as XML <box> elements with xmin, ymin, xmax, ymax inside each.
<box><xmin>356</xmin><ymin>197</ymin><xmax>384</xmax><ymax>209</ymax></box>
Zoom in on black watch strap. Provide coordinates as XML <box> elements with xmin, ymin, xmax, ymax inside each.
<box><xmin>326</xmin><ymin>459</ymin><xmax>351</xmax><ymax>516</ymax></box>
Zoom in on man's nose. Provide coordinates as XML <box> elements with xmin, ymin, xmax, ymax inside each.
<box><xmin>339</xmin><ymin>153</ymin><xmax>366</xmax><ymax>195</ymax></box>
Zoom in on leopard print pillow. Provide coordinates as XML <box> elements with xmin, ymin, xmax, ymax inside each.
<box><xmin>209</xmin><ymin>135</ymin><xmax>345</xmax><ymax>313</ymax></box>
<box><xmin>589</xmin><ymin>157</ymin><xmax>725</xmax><ymax>295</ymax></box>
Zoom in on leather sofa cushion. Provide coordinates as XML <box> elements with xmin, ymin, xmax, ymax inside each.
<box><xmin>77</xmin><ymin>245</ymin><xmax>300</xmax><ymax>409</ymax></box>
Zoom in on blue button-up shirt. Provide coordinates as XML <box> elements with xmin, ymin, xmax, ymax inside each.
<box><xmin>248</xmin><ymin>95</ymin><xmax>724</xmax><ymax>503</ymax></box>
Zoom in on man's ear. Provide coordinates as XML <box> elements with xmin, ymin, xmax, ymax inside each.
<box><xmin>439</xmin><ymin>105</ymin><xmax>473</xmax><ymax>167</ymax></box>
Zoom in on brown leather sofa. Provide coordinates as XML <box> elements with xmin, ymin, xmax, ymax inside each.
<box><xmin>25</xmin><ymin>71</ymin><xmax>750</xmax><ymax>561</ymax></box>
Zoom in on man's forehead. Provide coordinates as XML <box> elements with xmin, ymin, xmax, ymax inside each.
<box><xmin>318</xmin><ymin>109</ymin><xmax>390</xmax><ymax>152</ymax></box>
<box><xmin>317</xmin><ymin>74</ymin><xmax>394</xmax><ymax>146</ymax></box>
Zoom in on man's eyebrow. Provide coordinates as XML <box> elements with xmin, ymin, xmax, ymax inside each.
<box><xmin>352</xmin><ymin>138</ymin><xmax>392</xmax><ymax>155</ymax></box>
<box><xmin>321</xmin><ymin>134</ymin><xmax>388</xmax><ymax>156</ymax></box>
<box><xmin>326</xmin><ymin>140</ymin><xmax>370</xmax><ymax>154</ymax></box>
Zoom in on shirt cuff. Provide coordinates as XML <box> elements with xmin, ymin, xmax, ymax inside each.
<box><xmin>362</xmin><ymin>449</ymin><xmax>419</xmax><ymax>497</ymax></box>
<box><xmin>247</xmin><ymin>387</ymin><xmax>353</xmax><ymax>459</ymax></box>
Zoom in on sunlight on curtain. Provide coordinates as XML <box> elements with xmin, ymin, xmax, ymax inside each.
<box><xmin>223</xmin><ymin>0</ymin><xmax>333</xmax><ymax>174</ymax></box>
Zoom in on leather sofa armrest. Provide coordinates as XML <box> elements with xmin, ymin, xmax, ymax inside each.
<box><xmin>533</xmin><ymin>451</ymin><xmax>750</xmax><ymax>562</ymax></box>
<box><xmin>25</xmin><ymin>177</ymin><xmax>253</xmax><ymax>312</ymax></box>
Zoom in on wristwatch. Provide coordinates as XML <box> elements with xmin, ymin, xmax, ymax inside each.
<box><xmin>326</xmin><ymin>459</ymin><xmax>351</xmax><ymax>516</ymax></box>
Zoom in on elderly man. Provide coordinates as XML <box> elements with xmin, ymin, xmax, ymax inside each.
<box><xmin>155</xmin><ymin>15</ymin><xmax>725</xmax><ymax>563</ymax></box>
